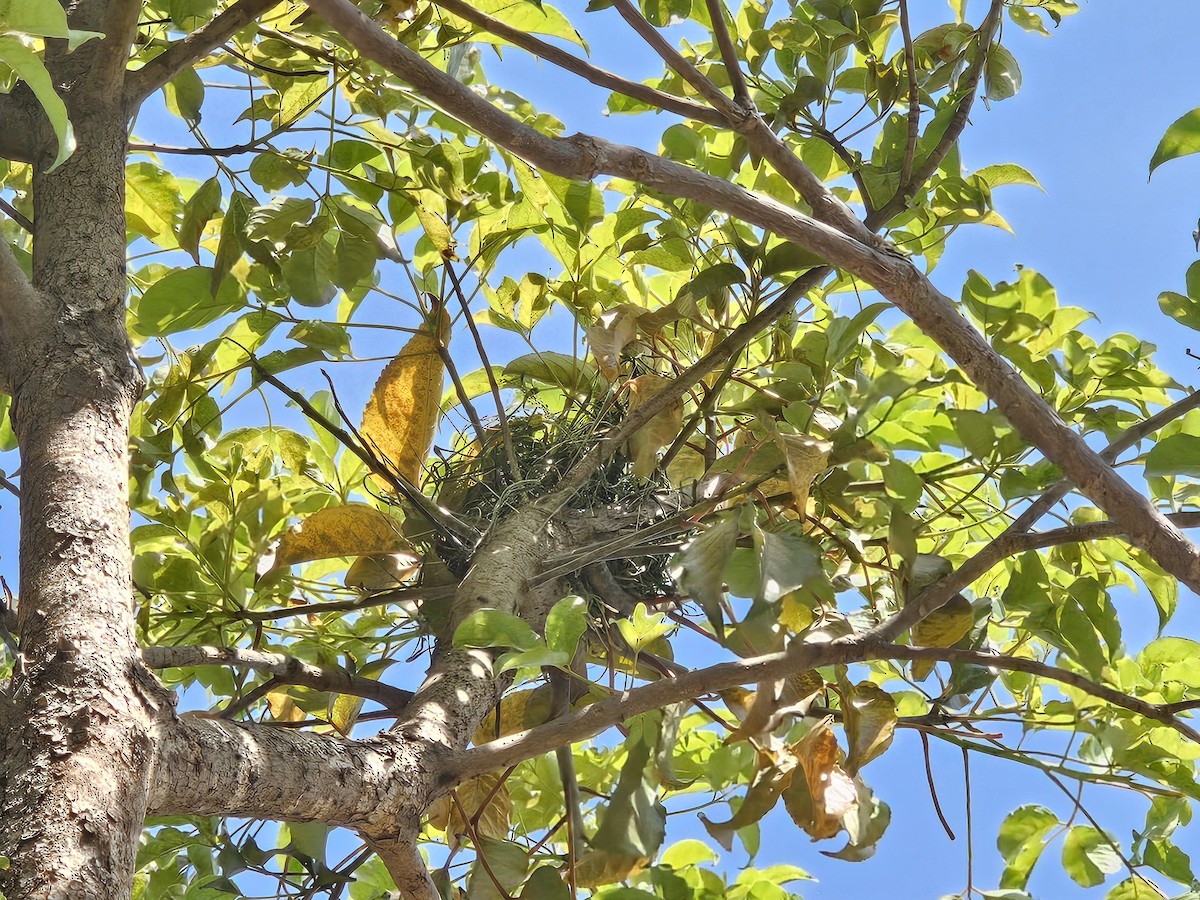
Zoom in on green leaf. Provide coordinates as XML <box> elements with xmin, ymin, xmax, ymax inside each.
<box><xmin>1061</xmin><ymin>826</ymin><xmax>1122</xmax><ymax>888</ymax></box>
<box><xmin>519</xmin><ymin>866</ymin><xmax>569</xmax><ymax>900</ymax></box>
<box><xmin>126</xmin><ymin>162</ymin><xmax>182</xmax><ymax>248</ymax></box>
<box><xmin>132</xmin><ymin>266</ymin><xmax>246</xmax><ymax>337</ymax></box>
<box><xmin>591</xmin><ymin>715</ymin><xmax>667</xmax><ymax>858</ymax></box>
<box><xmin>756</xmin><ymin>524</ymin><xmax>823</xmax><ymax>604</ymax></box>
<box><xmin>1150</xmin><ymin>108</ymin><xmax>1200</xmax><ymax>176</ymax></box>
<box><xmin>454</xmin><ymin>609</ymin><xmax>541</xmax><ymax>652</ymax></box>
<box><xmin>545</xmin><ymin>595</ymin><xmax>587</xmax><ymax>659</ymax></box>
<box><xmin>1105</xmin><ymin>878</ymin><xmax>1166</xmax><ymax>900</ymax></box>
<box><xmin>983</xmin><ymin>43</ymin><xmax>1022</xmax><ymax>101</ymax></box>
<box><xmin>997</xmin><ymin>805</ymin><xmax>1059</xmax><ymax>889</ymax></box>
<box><xmin>178</xmin><ymin>177</ymin><xmax>222</xmax><ymax>263</ymax></box>
<box><xmin>1157</xmin><ymin>291</ymin><xmax>1200</xmax><ymax>331</ymax></box>
<box><xmin>1145</xmin><ymin>434</ymin><xmax>1200</xmax><ymax>478</ymax></box>
<box><xmin>466</xmin><ymin>838</ymin><xmax>529</xmax><ymax>900</ymax></box>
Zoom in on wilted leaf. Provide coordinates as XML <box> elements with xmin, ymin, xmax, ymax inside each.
<box><xmin>266</xmin><ymin>504</ymin><xmax>412</xmax><ymax>573</ymax></box>
<box><xmin>700</xmin><ymin>759</ymin><xmax>789</xmax><ymax>850</ymax></box>
<box><xmin>911</xmin><ymin>592</ymin><xmax>974</xmax><ymax>681</ymax></box>
<box><xmin>625</xmin><ymin>374</ymin><xmax>683</xmax><ymax>480</ymax></box>
<box><xmin>330</xmin><ymin>693</ymin><xmax>364</xmax><ymax>736</ymax></box>
<box><xmin>428</xmin><ymin>773</ymin><xmax>512</xmax><ymax>842</ymax></box>
<box><xmin>841</xmin><ymin>681</ymin><xmax>897</xmax><ymax>775</ymax></box>
<box><xmin>573</xmin><ymin>852</ymin><xmax>648</xmax><ymax>890</ymax></box>
<box><xmin>670</xmin><ymin>510</ymin><xmax>740</xmax><ymax>637</ymax></box>
<box><xmin>360</xmin><ymin>306</ymin><xmax>450</xmax><ymax>487</ymax></box>
<box><xmin>344</xmin><ymin>551</ymin><xmax>422</xmax><ymax>591</ymax></box>
<box><xmin>267</xmin><ymin>688</ymin><xmax>306</xmax><ymax>723</ymax></box>
<box><xmin>473</xmin><ymin>685</ymin><xmax>556</xmax><ymax>745</ymax></box>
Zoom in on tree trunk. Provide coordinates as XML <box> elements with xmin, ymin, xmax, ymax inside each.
<box><xmin>0</xmin><ymin>3</ymin><xmax>159</xmax><ymax>895</ymax></box>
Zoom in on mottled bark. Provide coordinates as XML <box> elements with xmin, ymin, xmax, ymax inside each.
<box><xmin>0</xmin><ymin>3</ymin><xmax>156</xmax><ymax>898</ymax></box>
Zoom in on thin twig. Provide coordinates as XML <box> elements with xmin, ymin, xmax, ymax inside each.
<box><xmin>242</xmin><ymin>351</ymin><xmax>477</xmax><ymax>543</ymax></box>
<box><xmin>444</xmin><ymin>264</ymin><xmax>521</xmax><ymax>485</ymax></box>
<box><xmin>0</xmin><ymin>199</ymin><xmax>31</xmax><ymax>234</ymax></box>
<box><xmin>428</xmin><ymin>0</ymin><xmax>723</xmax><ymax>126</ymax></box>
<box><xmin>703</xmin><ymin>0</ymin><xmax>751</xmax><ymax>108</ymax></box>
<box><xmin>127</xmin><ymin>0</ymin><xmax>282</xmax><ymax>105</ymax></box>
<box><xmin>897</xmin><ymin>0</ymin><xmax>921</xmax><ymax>185</ymax></box>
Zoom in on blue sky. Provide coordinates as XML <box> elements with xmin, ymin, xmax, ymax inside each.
<box><xmin>7</xmin><ymin>2</ymin><xmax>1200</xmax><ymax>897</ymax></box>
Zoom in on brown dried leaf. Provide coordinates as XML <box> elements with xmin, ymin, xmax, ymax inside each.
<box><xmin>784</xmin><ymin>720</ymin><xmax>857</xmax><ymax>840</ymax></box>
<box><xmin>361</xmin><ymin>306</ymin><xmax>450</xmax><ymax>487</ymax></box>
<box><xmin>626</xmin><ymin>374</ymin><xmax>683</xmax><ymax>480</ymax></box>
<box><xmin>267</xmin><ymin>503</ymin><xmax>412</xmax><ymax>572</ymax></box>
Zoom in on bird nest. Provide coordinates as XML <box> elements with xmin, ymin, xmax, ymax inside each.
<box><xmin>424</xmin><ymin>400</ymin><xmax>679</xmax><ymax>611</ymax></box>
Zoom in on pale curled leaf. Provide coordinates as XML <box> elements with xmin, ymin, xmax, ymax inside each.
<box><xmin>775</xmin><ymin>432</ymin><xmax>832</xmax><ymax>516</ymax></box>
<box><xmin>625</xmin><ymin>374</ymin><xmax>683</xmax><ymax>480</ymax></box>
<box><xmin>344</xmin><ymin>551</ymin><xmax>422</xmax><ymax>591</ymax></box>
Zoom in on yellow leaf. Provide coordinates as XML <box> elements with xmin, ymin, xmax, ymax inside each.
<box><xmin>361</xmin><ymin>307</ymin><xmax>450</xmax><ymax>488</ymax></box>
<box><xmin>473</xmin><ymin>685</ymin><xmax>555</xmax><ymax>746</ymax></box>
<box><xmin>427</xmin><ymin>772</ymin><xmax>511</xmax><ymax>841</ymax></box>
<box><xmin>842</xmin><ymin>681</ymin><xmax>897</xmax><ymax>775</ymax></box>
<box><xmin>267</xmin><ymin>503</ymin><xmax>412</xmax><ymax>572</ymax></box>
<box><xmin>911</xmin><ymin>592</ymin><xmax>974</xmax><ymax>681</ymax></box>
<box><xmin>625</xmin><ymin>374</ymin><xmax>683</xmax><ymax>480</ymax></box>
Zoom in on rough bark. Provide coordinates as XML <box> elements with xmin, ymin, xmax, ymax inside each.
<box><xmin>0</xmin><ymin>3</ymin><xmax>158</xmax><ymax>897</ymax></box>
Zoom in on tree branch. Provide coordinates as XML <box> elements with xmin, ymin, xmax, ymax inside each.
<box><xmin>870</xmin><ymin>389</ymin><xmax>1200</xmax><ymax>643</ymax></box>
<box><xmin>429</xmin><ymin>0</ymin><xmax>724</xmax><ymax>126</ymax></box>
<box><xmin>364</xmin><ymin>829</ymin><xmax>437</xmax><ymax>900</ymax></box>
<box><xmin>148</xmin><ymin>714</ymin><xmax>440</xmax><ymax>831</ymax></box>
<box><xmin>126</xmin><ymin>0</ymin><xmax>282</xmax><ymax>107</ymax></box>
<box><xmin>142</xmin><ymin>644</ymin><xmax>414</xmax><ymax>711</ymax></box>
<box><xmin>447</xmin><ymin>640</ymin><xmax>1200</xmax><ymax>782</ymax></box>
<box><xmin>702</xmin><ymin>0</ymin><xmax>751</xmax><ymax>108</ymax></box>
<box><xmin>869</xmin><ymin>0</ymin><xmax>1004</xmax><ymax>228</ymax></box>
<box><xmin>307</xmin><ymin>0</ymin><xmax>1200</xmax><ymax>657</ymax></box>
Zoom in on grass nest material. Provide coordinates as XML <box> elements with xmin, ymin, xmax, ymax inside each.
<box><xmin>424</xmin><ymin>395</ymin><xmax>677</xmax><ymax>607</ymax></box>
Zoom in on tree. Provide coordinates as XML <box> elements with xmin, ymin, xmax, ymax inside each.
<box><xmin>6</xmin><ymin>0</ymin><xmax>1200</xmax><ymax>896</ymax></box>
